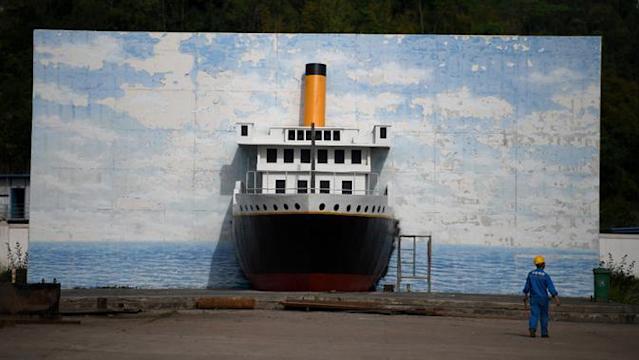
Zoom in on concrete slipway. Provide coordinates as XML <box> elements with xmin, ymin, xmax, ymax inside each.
<box><xmin>59</xmin><ymin>289</ymin><xmax>639</xmax><ymax>324</ymax></box>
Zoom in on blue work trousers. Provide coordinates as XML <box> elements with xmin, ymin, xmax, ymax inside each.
<box><xmin>529</xmin><ymin>297</ymin><xmax>549</xmax><ymax>335</ymax></box>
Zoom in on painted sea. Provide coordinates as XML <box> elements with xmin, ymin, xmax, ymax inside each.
<box><xmin>28</xmin><ymin>241</ymin><xmax>598</xmax><ymax>297</ymax></box>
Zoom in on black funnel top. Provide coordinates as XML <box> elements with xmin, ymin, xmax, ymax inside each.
<box><xmin>305</xmin><ymin>63</ymin><xmax>326</xmax><ymax>76</ymax></box>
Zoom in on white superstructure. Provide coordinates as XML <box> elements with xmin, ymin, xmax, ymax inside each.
<box><xmin>236</xmin><ymin>123</ymin><xmax>391</xmax><ymax>195</ymax></box>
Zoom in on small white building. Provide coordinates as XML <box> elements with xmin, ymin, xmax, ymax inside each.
<box><xmin>599</xmin><ymin>232</ymin><xmax>639</xmax><ymax>277</ymax></box>
<box><xmin>0</xmin><ymin>174</ymin><xmax>30</xmax><ymax>270</ymax></box>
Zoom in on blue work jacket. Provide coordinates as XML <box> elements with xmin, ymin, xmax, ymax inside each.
<box><xmin>523</xmin><ymin>268</ymin><xmax>558</xmax><ymax>301</ymax></box>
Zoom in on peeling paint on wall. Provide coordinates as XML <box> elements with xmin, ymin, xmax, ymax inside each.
<box><xmin>29</xmin><ymin>31</ymin><xmax>600</xmax><ymax>290</ymax></box>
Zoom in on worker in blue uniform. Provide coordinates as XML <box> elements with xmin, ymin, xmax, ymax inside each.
<box><xmin>523</xmin><ymin>255</ymin><xmax>560</xmax><ymax>338</ymax></box>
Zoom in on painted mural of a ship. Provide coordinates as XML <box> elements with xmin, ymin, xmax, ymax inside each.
<box><xmin>232</xmin><ymin>63</ymin><xmax>398</xmax><ymax>291</ymax></box>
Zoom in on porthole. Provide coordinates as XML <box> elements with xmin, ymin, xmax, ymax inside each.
<box><xmin>371</xmin><ymin>206</ymin><xmax>376</xmax><ymax>213</ymax></box>
<box><xmin>273</xmin><ymin>204</ymin><xmax>278</xmax><ymax>211</ymax></box>
<box><xmin>333</xmin><ymin>204</ymin><xmax>339</xmax><ymax>211</ymax></box>
<box><xmin>364</xmin><ymin>206</ymin><xmax>369</xmax><ymax>212</ymax></box>
<box><xmin>382</xmin><ymin>206</ymin><xmax>385</xmax><ymax>212</ymax></box>
<box><xmin>319</xmin><ymin>203</ymin><xmax>325</xmax><ymax>210</ymax></box>
<box><xmin>356</xmin><ymin>205</ymin><xmax>361</xmax><ymax>212</ymax></box>
<box><xmin>249</xmin><ymin>205</ymin><xmax>253</xmax><ymax>211</ymax></box>
<box><xmin>377</xmin><ymin>206</ymin><xmax>382</xmax><ymax>213</ymax></box>
<box><xmin>283</xmin><ymin>204</ymin><xmax>289</xmax><ymax>210</ymax></box>
<box><xmin>346</xmin><ymin>205</ymin><xmax>351</xmax><ymax>212</ymax></box>
<box><xmin>262</xmin><ymin>204</ymin><xmax>267</xmax><ymax>211</ymax></box>
<box><xmin>239</xmin><ymin>205</ymin><xmax>243</xmax><ymax>211</ymax></box>
<box><xmin>294</xmin><ymin>203</ymin><xmax>301</xmax><ymax>210</ymax></box>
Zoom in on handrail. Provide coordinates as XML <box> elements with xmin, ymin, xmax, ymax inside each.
<box><xmin>0</xmin><ymin>204</ymin><xmax>29</xmax><ymax>220</ymax></box>
<box><xmin>396</xmin><ymin>235</ymin><xmax>432</xmax><ymax>293</ymax></box>
<box><xmin>243</xmin><ymin>170</ymin><xmax>383</xmax><ymax>195</ymax></box>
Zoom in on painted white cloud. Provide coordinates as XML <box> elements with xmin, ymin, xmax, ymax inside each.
<box><xmin>528</xmin><ymin>67</ymin><xmax>582</xmax><ymax>84</ymax></box>
<box><xmin>36</xmin><ymin>34</ymin><xmax>123</xmax><ymax>70</ymax></box>
<box><xmin>516</xmin><ymin>84</ymin><xmax>600</xmax><ymax>148</ymax></box>
<box><xmin>328</xmin><ymin>91</ymin><xmax>403</xmax><ymax>122</ymax></box>
<box><xmin>38</xmin><ymin>114</ymin><xmax>117</xmax><ymax>143</ymax></box>
<box><xmin>346</xmin><ymin>62</ymin><xmax>431</xmax><ymax>86</ymax></box>
<box><xmin>411</xmin><ymin>87</ymin><xmax>513</xmax><ymax>120</ymax></box>
<box><xmin>34</xmin><ymin>80</ymin><xmax>89</xmax><ymax>107</ymax></box>
<box><xmin>99</xmin><ymin>87</ymin><xmax>195</xmax><ymax>130</ymax></box>
<box><xmin>100</xmin><ymin>34</ymin><xmax>198</xmax><ymax>129</ymax></box>
<box><xmin>552</xmin><ymin>84</ymin><xmax>599</xmax><ymax>113</ymax></box>
<box><xmin>513</xmin><ymin>43</ymin><xmax>530</xmax><ymax>52</ymax></box>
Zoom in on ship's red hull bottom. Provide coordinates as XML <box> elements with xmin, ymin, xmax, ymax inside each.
<box><xmin>248</xmin><ymin>273</ymin><xmax>376</xmax><ymax>292</ymax></box>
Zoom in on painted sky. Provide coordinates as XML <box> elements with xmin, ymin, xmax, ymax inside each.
<box><xmin>31</xmin><ymin>31</ymin><xmax>600</xmax><ymax>248</ymax></box>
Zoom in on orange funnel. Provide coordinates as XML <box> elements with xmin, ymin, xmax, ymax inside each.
<box><xmin>303</xmin><ymin>63</ymin><xmax>326</xmax><ymax>127</ymax></box>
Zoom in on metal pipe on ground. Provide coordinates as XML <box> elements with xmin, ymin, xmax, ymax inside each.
<box><xmin>195</xmin><ymin>297</ymin><xmax>256</xmax><ymax>310</ymax></box>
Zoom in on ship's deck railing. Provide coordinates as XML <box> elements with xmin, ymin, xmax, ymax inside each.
<box><xmin>243</xmin><ymin>170</ymin><xmax>384</xmax><ymax>196</ymax></box>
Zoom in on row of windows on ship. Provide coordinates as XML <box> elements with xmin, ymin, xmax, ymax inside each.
<box><xmin>268</xmin><ymin>179</ymin><xmax>356</xmax><ymax>194</ymax></box>
<box><xmin>265</xmin><ymin>148</ymin><xmax>363</xmax><ymax>164</ymax></box>
<box><xmin>238</xmin><ymin>202</ymin><xmax>386</xmax><ymax>214</ymax></box>
<box><xmin>282</xmin><ymin>128</ymin><xmax>387</xmax><ymax>141</ymax></box>
<box><xmin>242</xmin><ymin>126</ymin><xmax>352</xmax><ymax>142</ymax></box>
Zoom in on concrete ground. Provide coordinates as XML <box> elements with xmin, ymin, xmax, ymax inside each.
<box><xmin>1</xmin><ymin>310</ymin><xmax>638</xmax><ymax>359</ymax></box>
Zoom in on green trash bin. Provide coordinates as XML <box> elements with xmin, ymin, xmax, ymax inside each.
<box><xmin>593</xmin><ymin>267</ymin><xmax>611</xmax><ymax>302</ymax></box>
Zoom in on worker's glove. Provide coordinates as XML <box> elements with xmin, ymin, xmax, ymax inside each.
<box><xmin>522</xmin><ymin>296</ymin><xmax>528</xmax><ymax>309</ymax></box>
<box><xmin>552</xmin><ymin>296</ymin><xmax>561</xmax><ymax>306</ymax></box>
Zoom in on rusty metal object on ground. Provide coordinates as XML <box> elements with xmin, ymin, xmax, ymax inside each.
<box><xmin>195</xmin><ymin>296</ymin><xmax>256</xmax><ymax>310</ymax></box>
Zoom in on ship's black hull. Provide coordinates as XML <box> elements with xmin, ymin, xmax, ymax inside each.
<box><xmin>233</xmin><ymin>213</ymin><xmax>397</xmax><ymax>291</ymax></box>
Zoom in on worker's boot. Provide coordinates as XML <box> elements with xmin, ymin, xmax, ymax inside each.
<box><xmin>529</xmin><ymin>329</ymin><xmax>536</xmax><ymax>338</ymax></box>
<box><xmin>541</xmin><ymin>334</ymin><xmax>549</xmax><ymax>338</ymax></box>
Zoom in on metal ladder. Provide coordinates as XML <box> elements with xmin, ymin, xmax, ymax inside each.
<box><xmin>395</xmin><ymin>234</ymin><xmax>432</xmax><ymax>293</ymax></box>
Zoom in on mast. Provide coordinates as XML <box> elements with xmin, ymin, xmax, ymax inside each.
<box><xmin>310</xmin><ymin>122</ymin><xmax>316</xmax><ymax>193</ymax></box>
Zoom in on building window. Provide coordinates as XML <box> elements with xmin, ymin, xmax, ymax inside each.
<box><xmin>320</xmin><ymin>180</ymin><xmax>330</xmax><ymax>194</ymax></box>
<box><xmin>297</xmin><ymin>180</ymin><xmax>308</xmax><ymax>194</ymax></box>
<box><xmin>333</xmin><ymin>130</ymin><xmax>341</xmax><ymax>141</ymax></box>
<box><xmin>241</xmin><ymin>125</ymin><xmax>248</xmax><ymax>136</ymax></box>
<box><xmin>324</xmin><ymin>130</ymin><xmax>331</xmax><ymax>140</ymax></box>
<box><xmin>288</xmin><ymin>130</ymin><xmax>295</xmax><ymax>140</ymax></box>
<box><xmin>315</xmin><ymin>131</ymin><xmax>322</xmax><ymax>140</ymax></box>
<box><xmin>335</xmin><ymin>149</ymin><xmax>345</xmax><ymax>164</ymax></box>
<box><xmin>9</xmin><ymin>188</ymin><xmax>26</xmax><ymax>219</ymax></box>
<box><xmin>275</xmin><ymin>179</ymin><xmax>286</xmax><ymax>194</ymax></box>
<box><xmin>380</xmin><ymin>127</ymin><xmax>387</xmax><ymax>139</ymax></box>
<box><xmin>266</xmin><ymin>148</ymin><xmax>277</xmax><ymax>163</ymax></box>
<box><xmin>301</xmin><ymin>149</ymin><xmax>311</xmax><ymax>163</ymax></box>
<box><xmin>351</xmin><ymin>150</ymin><xmax>362</xmax><ymax>164</ymax></box>
<box><xmin>341</xmin><ymin>181</ymin><xmax>352</xmax><ymax>195</ymax></box>
<box><xmin>297</xmin><ymin>130</ymin><xmax>304</xmax><ymax>140</ymax></box>
<box><xmin>284</xmin><ymin>149</ymin><xmax>294</xmax><ymax>163</ymax></box>
<box><xmin>305</xmin><ymin>130</ymin><xmax>312</xmax><ymax>140</ymax></box>
<box><xmin>317</xmin><ymin>149</ymin><xmax>328</xmax><ymax>163</ymax></box>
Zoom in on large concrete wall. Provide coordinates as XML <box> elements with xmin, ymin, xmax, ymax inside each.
<box><xmin>29</xmin><ymin>31</ymin><xmax>600</xmax><ymax>290</ymax></box>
